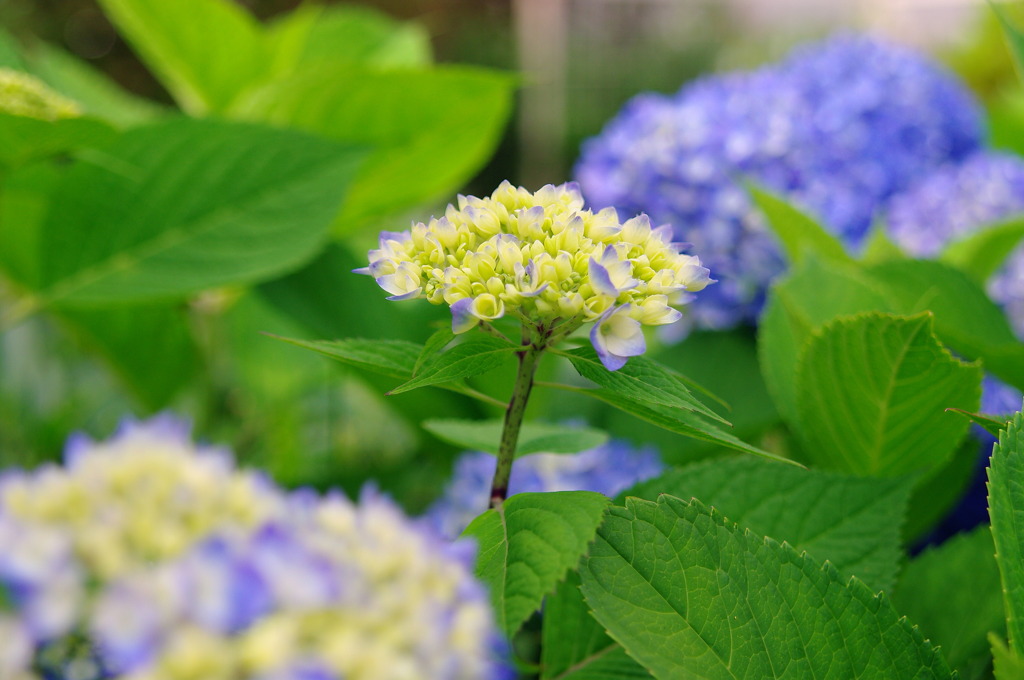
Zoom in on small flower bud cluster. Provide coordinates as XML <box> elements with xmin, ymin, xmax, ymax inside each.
<box><xmin>363</xmin><ymin>181</ymin><xmax>711</xmax><ymax>369</ymax></box>
<box><xmin>427</xmin><ymin>439</ymin><xmax>664</xmax><ymax>539</ymax></box>
<box><xmin>0</xmin><ymin>417</ymin><xmax>504</xmax><ymax>680</ymax></box>
<box><xmin>0</xmin><ymin>68</ymin><xmax>80</xmax><ymax>121</ymax></box>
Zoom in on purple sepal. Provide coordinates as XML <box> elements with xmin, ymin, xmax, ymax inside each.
<box><xmin>451</xmin><ymin>298</ymin><xmax>478</xmax><ymax>334</ymax></box>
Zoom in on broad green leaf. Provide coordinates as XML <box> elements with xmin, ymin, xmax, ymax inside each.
<box><xmin>414</xmin><ymin>327</ymin><xmax>456</xmax><ymax>375</ymax></box>
<box><xmin>25</xmin><ymin>42</ymin><xmax>165</xmax><ymax>126</ymax></box>
<box><xmin>576</xmin><ymin>387</ymin><xmax>799</xmax><ymax>466</ymax></box>
<box><xmin>0</xmin><ymin>160</ymin><xmax>62</xmax><ymax>288</ymax></box>
<box><xmin>579</xmin><ymin>496</ymin><xmax>953</xmax><ymax>680</ymax></box>
<box><xmin>421</xmin><ymin>418</ymin><xmax>608</xmax><ymax>457</ymax></box>
<box><xmin>626</xmin><ymin>457</ymin><xmax>912</xmax><ymax>591</ymax></box>
<box><xmin>548</xmin><ymin>458</ymin><xmax>914</xmax><ymax>678</ymax></box>
<box><xmin>940</xmin><ymin>215</ymin><xmax>1024</xmax><ymax>284</ymax></box>
<box><xmin>278</xmin><ymin>3</ymin><xmax>432</xmax><ymax>69</ymax></box>
<box><xmin>269</xmin><ymin>336</ymin><xmax>420</xmax><ymax>380</ymax></box>
<box><xmin>559</xmin><ymin>346</ymin><xmax>727</xmax><ymax>424</ymax></box>
<box><xmin>0</xmin><ymin>28</ymin><xmax>26</xmax><ymax>69</ymax></box>
<box><xmin>903</xmin><ymin>437</ymin><xmax>982</xmax><ymax>542</ymax></box>
<box><xmin>795</xmin><ymin>313</ymin><xmax>980</xmax><ymax>477</ymax></box>
<box><xmin>97</xmin><ymin>0</ymin><xmax>269</xmax><ymax>114</ymax></box>
<box><xmin>892</xmin><ymin>526</ymin><xmax>1003</xmax><ymax>679</ymax></box>
<box><xmin>758</xmin><ymin>257</ymin><xmax>891</xmax><ymax>427</ymax></box>
<box><xmin>948</xmin><ymin>408</ymin><xmax>1012</xmax><ymax>437</ymax></box>
<box><xmin>58</xmin><ymin>303</ymin><xmax>197</xmax><ymax>409</ymax></box>
<box><xmin>748</xmin><ymin>183</ymin><xmax>853</xmax><ymax>265</ymax></box>
<box><xmin>464</xmin><ymin>490</ymin><xmax>610</xmax><ymax>637</ymax></box>
<box><xmin>235</xmin><ymin>65</ymin><xmax>515</xmax><ymax>229</ymax></box>
<box><xmin>34</xmin><ymin>118</ymin><xmax>363</xmax><ymax>305</ymax></box>
<box><xmin>992</xmin><ymin>0</ymin><xmax>1024</xmax><ymax>83</ymax></box>
<box><xmin>865</xmin><ymin>259</ymin><xmax>1024</xmax><ymax>391</ymax></box>
<box><xmin>0</xmin><ymin>113</ymin><xmax>116</xmax><ymax>168</ymax></box>
<box><xmin>541</xmin><ymin>572</ymin><xmax>651</xmax><ymax>680</ymax></box>
<box><xmin>991</xmin><ymin>634</ymin><xmax>1024</xmax><ymax>680</ymax></box>
<box><xmin>388</xmin><ymin>337</ymin><xmax>517</xmax><ymax>394</ymax></box>
<box><xmin>987</xmin><ymin>409</ymin><xmax>1024</xmax><ymax>655</ymax></box>
<box><xmin>860</xmin><ymin>221</ymin><xmax>906</xmax><ymax>264</ymax></box>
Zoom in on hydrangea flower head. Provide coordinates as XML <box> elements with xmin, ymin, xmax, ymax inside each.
<box><xmin>361</xmin><ymin>181</ymin><xmax>712</xmax><ymax>369</ymax></box>
<box><xmin>0</xmin><ymin>414</ymin><xmax>285</xmax><ymax>580</ymax></box>
<box><xmin>90</xmin><ymin>490</ymin><xmax>502</xmax><ymax>680</ymax></box>
<box><xmin>575</xmin><ymin>34</ymin><xmax>982</xmax><ymax>329</ymax></box>
<box><xmin>427</xmin><ymin>439</ymin><xmax>664</xmax><ymax>538</ymax></box>
<box><xmin>886</xmin><ymin>151</ymin><xmax>1024</xmax><ymax>337</ymax></box>
<box><xmin>0</xmin><ymin>68</ymin><xmax>80</xmax><ymax>121</ymax></box>
<box><xmin>1</xmin><ymin>416</ymin><xmax>506</xmax><ymax>680</ymax></box>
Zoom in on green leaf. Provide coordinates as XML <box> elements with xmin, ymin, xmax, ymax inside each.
<box><xmin>987</xmin><ymin>409</ymin><xmax>1024</xmax><ymax>655</ymax></box>
<box><xmin>903</xmin><ymin>437</ymin><xmax>983</xmax><ymax>542</ymax></box>
<box><xmin>279</xmin><ymin>3</ymin><xmax>432</xmax><ymax>69</ymax></box>
<box><xmin>991</xmin><ymin>634</ymin><xmax>1024</xmax><ymax>680</ymax></box>
<box><xmin>576</xmin><ymin>387</ymin><xmax>799</xmax><ymax>466</ymax></box>
<box><xmin>859</xmin><ymin>221</ymin><xmax>906</xmax><ymax>264</ymax></box>
<box><xmin>96</xmin><ymin>0</ymin><xmax>269</xmax><ymax>114</ymax></box>
<box><xmin>464</xmin><ymin>490</ymin><xmax>610</xmax><ymax>637</ymax></box>
<box><xmin>992</xmin><ymin>0</ymin><xmax>1024</xmax><ymax>83</ymax></box>
<box><xmin>235</xmin><ymin>65</ymin><xmax>515</xmax><ymax>229</ymax></box>
<box><xmin>579</xmin><ymin>496</ymin><xmax>953</xmax><ymax>680</ymax></box>
<box><xmin>892</xmin><ymin>526</ymin><xmax>1003</xmax><ymax>679</ymax></box>
<box><xmin>0</xmin><ymin>113</ymin><xmax>116</xmax><ymax>168</ymax></box>
<box><xmin>0</xmin><ymin>160</ymin><xmax>62</xmax><ymax>288</ymax></box>
<box><xmin>795</xmin><ymin>312</ymin><xmax>980</xmax><ymax>477</ymax></box>
<box><xmin>948</xmin><ymin>408</ymin><xmax>1012</xmax><ymax>437</ymax></box>
<box><xmin>541</xmin><ymin>572</ymin><xmax>652</xmax><ymax>680</ymax></box>
<box><xmin>559</xmin><ymin>346</ymin><xmax>727</xmax><ymax>424</ymax></box>
<box><xmin>268</xmin><ymin>335</ymin><xmax>420</xmax><ymax>380</ymax></box>
<box><xmin>24</xmin><ymin>42</ymin><xmax>166</xmax><ymax>126</ymax></box>
<box><xmin>33</xmin><ymin>118</ymin><xmax>363</xmax><ymax>305</ymax></box>
<box><xmin>421</xmin><ymin>418</ymin><xmax>608</xmax><ymax>457</ymax></box>
<box><xmin>759</xmin><ymin>257</ymin><xmax>891</xmax><ymax>427</ymax></box>
<box><xmin>57</xmin><ymin>303</ymin><xmax>198</xmax><ymax>409</ymax></box>
<box><xmin>414</xmin><ymin>327</ymin><xmax>456</xmax><ymax>375</ymax></box>
<box><xmin>626</xmin><ymin>457</ymin><xmax>912</xmax><ymax>591</ymax></box>
<box><xmin>747</xmin><ymin>183</ymin><xmax>853</xmax><ymax>265</ymax></box>
<box><xmin>940</xmin><ymin>215</ymin><xmax>1024</xmax><ymax>284</ymax></box>
<box><xmin>865</xmin><ymin>259</ymin><xmax>1024</xmax><ymax>392</ymax></box>
<box><xmin>388</xmin><ymin>337</ymin><xmax>518</xmax><ymax>394</ymax></box>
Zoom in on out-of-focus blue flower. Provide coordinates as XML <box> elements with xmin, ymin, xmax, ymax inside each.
<box><xmin>886</xmin><ymin>151</ymin><xmax>1024</xmax><ymax>338</ymax></box>
<box><xmin>2</xmin><ymin>416</ymin><xmax>506</xmax><ymax>680</ymax></box>
<box><xmin>427</xmin><ymin>440</ymin><xmax>665</xmax><ymax>539</ymax></box>
<box><xmin>576</xmin><ymin>34</ymin><xmax>982</xmax><ymax>330</ymax></box>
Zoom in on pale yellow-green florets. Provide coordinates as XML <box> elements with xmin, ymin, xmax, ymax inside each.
<box><xmin>363</xmin><ymin>181</ymin><xmax>712</xmax><ymax>370</ymax></box>
<box><xmin>0</xmin><ymin>68</ymin><xmax>81</xmax><ymax>121</ymax></box>
<box><xmin>0</xmin><ymin>417</ymin><xmax>284</xmax><ymax>579</ymax></box>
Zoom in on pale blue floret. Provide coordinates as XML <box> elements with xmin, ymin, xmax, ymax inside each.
<box><xmin>426</xmin><ymin>440</ymin><xmax>665</xmax><ymax>539</ymax></box>
<box><xmin>575</xmin><ymin>34</ymin><xmax>982</xmax><ymax>330</ymax></box>
<box><xmin>590</xmin><ymin>304</ymin><xmax>646</xmax><ymax>371</ymax></box>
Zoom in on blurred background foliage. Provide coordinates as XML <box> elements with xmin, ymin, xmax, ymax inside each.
<box><xmin>0</xmin><ymin>0</ymin><xmax>1021</xmax><ymax>515</ymax></box>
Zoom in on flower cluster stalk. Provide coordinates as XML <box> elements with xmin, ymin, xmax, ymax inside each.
<box><xmin>490</xmin><ymin>341</ymin><xmax>541</xmax><ymax>508</ymax></box>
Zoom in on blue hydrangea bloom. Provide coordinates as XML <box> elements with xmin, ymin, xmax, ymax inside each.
<box><xmin>427</xmin><ymin>440</ymin><xmax>664</xmax><ymax>539</ymax></box>
<box><xmin>576</xmin><ymin>34</ymin><xmax>982</xmax><ymax>329</ymax></box>
<box><xmin>1</xmin><ymin>416</ymin><xmax>507</xmax><ymax>680</ymax></box>
<box><xmin>886</xmin><ymin>151</ymin><xmax>1024</xmax><ymax>338</ymax></box>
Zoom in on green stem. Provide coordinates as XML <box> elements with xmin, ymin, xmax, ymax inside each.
<box><xmin>489</xmin><ymin>333</ymin><xmax>543</xmax><ymax>508</ymax></box>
